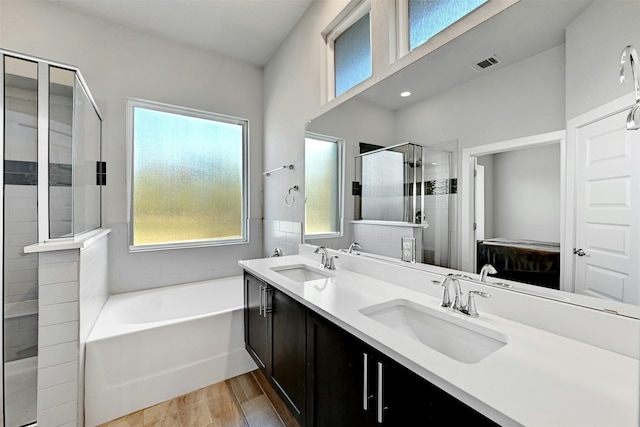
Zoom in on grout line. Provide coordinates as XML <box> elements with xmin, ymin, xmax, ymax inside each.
<box><xmin>226</xmin><ymin>376</ymin><xmax>252</xmax><ymax>427</ymax></box>
<box><xmin>249</xmin><ymin>371</ymin><xmax>287</xmax><ymax>427</ymax></box>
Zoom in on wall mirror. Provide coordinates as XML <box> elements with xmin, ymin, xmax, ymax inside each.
<box><xmin>304</xmin><ymin>0</ymin><xmax>640</xmax><ymax>318</ymax></box>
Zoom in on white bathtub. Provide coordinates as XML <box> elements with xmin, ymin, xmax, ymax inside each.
<box><xmin>84</xmin><ymin>276</ymin><xmax>256</xmax><ymax>426</ymax></box>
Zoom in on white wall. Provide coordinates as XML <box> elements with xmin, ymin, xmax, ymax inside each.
<box><xmin>262</xmin><ymin>0</ymin><xmax>512</xmax><ymax>256</ymax></box>
<box><xmin>477</xmin><ymin>155</ymin><xmax>494</xmax><ymax>239</ymax></box>
<box><xmin>490</xmin><ymin>144</ymin><xmax>561</xmax><ymax>242</ymax></box>
<box><xmin>306</xmin><ymin>98</ymin><xmax>395</xmax><ymax>251</ymax></box>
<box><xmin>393</xmin><ymin>45</ymin><xmax>566</xmax><ymax>150</ymax></box>
<box><xmin>1</xmin><ymin>1</ymin><xmax>264</xmax><ymax>293</ymax></box>
<box><xmin>263</xmin><ymin>0</ymin><xmax>349</xmax><ymax>228</ymax></box>
<box><xmin>566</xmin><ymin>0</ymin><xmax>640</xmax><ymax>120</ymax></box>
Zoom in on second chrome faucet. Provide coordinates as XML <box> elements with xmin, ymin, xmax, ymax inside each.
<box><xmin>435</xmin><ymin>274</ymin><xmax>491</xmax><ymax>318</ymax></box>
<box><xmin>314</xmin><ymin>246</ymin><xmax>338</xmax><ymax>270</ymax></box>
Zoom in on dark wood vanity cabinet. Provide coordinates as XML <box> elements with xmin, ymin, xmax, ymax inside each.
<box><xmin>270</xmin><ymin>285</ymin><xmax>307</xmax><ymax>419</ymax></box>
<box><xmin>244</xmin><ymin>271</ymin><xmax>498</xmax><ymax>427</ymax></box>
<box><xmin>243</xmin><ymin>272</ymin><xmax>306</xmax><ymax>422</ymax></box>
<box><xmin>306</xmin><ymin>311</ymin><xmax>369</xmax><ymax>426</ymax></box>
<box><xmin>244</xmin><ymin>272</ymin><xmax>269</xmax><ymax>370</ymax></box>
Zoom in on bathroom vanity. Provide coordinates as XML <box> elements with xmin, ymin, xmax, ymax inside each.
<box><xmin>240</xmin><ymin>247</ymin><xmax>639</xmax><ymax>426</ymax></box>
<box><xmin>244</xmin><ymin>270</ymin><xmax>496</xmax><ymax>426</ymax></box>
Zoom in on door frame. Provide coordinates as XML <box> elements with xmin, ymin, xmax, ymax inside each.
<box><xmin>564</xmin><ymin>92</ymin><xmax>638</xmax><ymax>294</ymax></box>
<box><xmin>460</xmin><ymin>130</ymin><xmax>566</xmax><ymax>279</ymax></box>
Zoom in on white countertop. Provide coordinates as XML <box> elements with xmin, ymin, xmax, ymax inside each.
<box><xmin>239</xmin><ymin>255</ymin><xmax>639</xmax><ymax>427</ymax></box>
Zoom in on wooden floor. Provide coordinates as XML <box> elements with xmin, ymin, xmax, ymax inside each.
<box><xmin>99</xmin><ymin>370</ymin><xmax>300</xmax><ymax>427</ymax></box>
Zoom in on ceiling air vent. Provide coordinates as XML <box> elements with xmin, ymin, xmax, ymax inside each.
<box><xmin>469</xmin><ymin>55</ymin><xmax>502</xmax><ymax>72</ymax></box>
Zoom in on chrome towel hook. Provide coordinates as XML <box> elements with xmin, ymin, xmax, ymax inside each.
<box><xmin>285</xmin><ymin>185</ymin><xmax>299</xmax><ymax>207</ymax></box>
<box><xmin>620</xmin><ymin>45</ymin><xmax>640</xmax><ymax>130</ymax></box>
<box><xmin>620</xmin><ymin>45</ymin><xmax>640</xmax><ymax>102</ymax></box>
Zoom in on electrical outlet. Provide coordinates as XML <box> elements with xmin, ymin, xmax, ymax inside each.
<box><xmin>401</xmin><ymin>237</ymin><xmax>415</xmax><ymax>263</ymax></box>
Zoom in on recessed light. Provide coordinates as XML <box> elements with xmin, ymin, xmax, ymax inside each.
<box><xmin>432</xmin><ymin>162</ymin><xmax>437</xmax><ymax>166</ymax></box>
<box><xmin>400</xmin><ymin>91</ymin><xmax>411</xmax><ymax>97</ymax></box>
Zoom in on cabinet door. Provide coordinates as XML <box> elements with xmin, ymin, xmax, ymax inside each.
<box><xmin>244</xmin><ymin>272</ymin><xmax>269</xmax><ymax>371</ymax></box>
<box><xmin>306</xmin><ymin>312</ymin><xmax>368</xmax><ymax>427</ymax></box>
<box><xmin>380</xmin><ymin>355</ymin><xmax>499</xmax><ymax>426</ymax></box>
<box><xmin>270</xmin><ymin>288</ymin><xmax>307</xmax><ymax>422</ymax></box>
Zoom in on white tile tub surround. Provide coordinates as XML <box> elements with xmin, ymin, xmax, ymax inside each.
<box><xmin>25</xmin><ymin>229</ymin><xmax>110</xmax><ymax>427</ymax></box>
<box><xmin>263</xmin><ymin>219</ymin><xmax>303</xmax><ymax>257</ymax></box>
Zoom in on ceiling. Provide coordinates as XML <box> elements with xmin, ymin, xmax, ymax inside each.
<box><xmin>358</xmin><ymin>0</ymin><xmax>594</xmax><ymax>110</ymax></box>
<box><xmin>50</xmin><ymin>0</ymin><xmax>314</xmax><ymax>66</ymax></box>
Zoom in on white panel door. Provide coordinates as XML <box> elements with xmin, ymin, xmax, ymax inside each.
<box><xmin>575</xmin><ymin>109</ymin><xmax>640</xmax><ymax>304</ymax></box>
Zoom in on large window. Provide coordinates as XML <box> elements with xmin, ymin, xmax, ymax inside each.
<box><xmin>408</xmin><ymin>0</ymin><xmax>488</xmax><ymax>51</ymax></box>
<box><xmin>127</xmin><ymin>98</ymin><xmax>248</xmax><ymax>251</ymax></box>
<box><xmin>326</xmin><ymin>1</ymin><xmax>372</xmax><ymax>98</ymax></box>
<box><xmin>305</xmin><ymin>134</ymin><xmax>343</xmax><ymax>237</ymax></box>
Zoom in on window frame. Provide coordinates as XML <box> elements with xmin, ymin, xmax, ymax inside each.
<box><xmin>126</xmin><ymin>97</ymin><xmax>249</xmax><ymax>252</ymax></box>
<box><xmin>304</xmin><ymin>132</ymin><xmax>345</xmax><ymax>240</ymax></box>
<box><xmin>324</xmin><ymin>0</ymin><xmax>372</xmax><ymax>101</ymax></box>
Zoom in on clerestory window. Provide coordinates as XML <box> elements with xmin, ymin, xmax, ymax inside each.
<box><xmin>326</xmin><ymin>0</ymin><xmax>372</xmax><ymax>98</ymax></box>
<box><xmin>408</xmin><ymin>0</ymin><xmax>488</xmax><ymax>51</ymax></box>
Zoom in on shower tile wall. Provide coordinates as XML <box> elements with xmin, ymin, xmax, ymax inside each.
<box><xmin>4</xmin><ymin>80</ymin><xmax>39</xmax><ymax>362</ymax></box>
<box><xmin>49</xmin><ymin>83</ymin><xmax>73</xmax><ymax>238</ymax></box>
<box><xmin>35</xmin><ymin>235</ymin><xmax>109</xmax><ymax>427</ymax></box>
<box><xmin>263</xmin><ymin>219</ymin><xmax>302</xmax><ymax>256</ymax></box>
<box><xmin>422</xmin><ymin>149</ymin><xmax>458</xmax><ymax>269</ymax></box>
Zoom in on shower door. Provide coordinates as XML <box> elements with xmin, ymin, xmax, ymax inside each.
<box><xmin>3</xmin><ymin>55</ymin><xmax>40</xmax><ymax>427</ymax></box>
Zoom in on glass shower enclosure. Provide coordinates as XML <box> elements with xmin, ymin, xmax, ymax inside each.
<box><xmin>1</xmin><ymin>50</ymin><xmax>103</xmax><ymax>427</ymax></box>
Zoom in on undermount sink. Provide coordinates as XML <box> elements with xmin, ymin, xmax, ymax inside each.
<box><xmin>271</xmin><ymin>264</ymin><xmax>333</xmax><ymax>283</ymax></box>
<box><xmin>360</xmin><ymin>299</ymin><xmax>508</xmax><ymax>364</ymax></box>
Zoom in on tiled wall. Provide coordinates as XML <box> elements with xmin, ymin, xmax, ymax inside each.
<box><xmin>4</xmin><ymin>82</ymin><xmax>40</xmax><ymax>362</ymax></box>
<box><xmin>77</xmin><ymin>237</ymin><xmax>109</xmax><ymax>427</ymax></box>
<box><xmin>352</xmin><ymin>222</ymin><xmax>424</xmax><ymax>262</ymax></box>
<box><xmin>37</xmin><ymin>249</ymin><xmax>80</xmax><ymax>427</ymax></box>
<box><xmin>36</xmin><ymin>233</ymin><xmax>109</xmax><ymax>427</ymax></box>
<box><xmin>4</xmin><ymin>184</ymin><xmax>39</xmax><ymax>361</ymax></box>
<box><xmin>263</xmin><ymin>219</ymin><xmax>303</xmax><ymax>257</ymax></box>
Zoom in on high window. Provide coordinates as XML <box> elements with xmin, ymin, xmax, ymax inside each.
<box><xmin>305</xmin><ymin>134</ymin><xmax>343</xmax><ymax>238</ymax></box>
<box><xmin>126</xmin><ymin>98</ymin><xmax>248</xmax><ymax>251</ymax></box>
<box><xmin>408</xmin><ymin>0</ymin><xmax>488</xmax><ymax>51</ymax></box>
<box><xmin>326</xmin><ymin>1</ymin><xmax>372</xmax><ymax>98</ymax></box>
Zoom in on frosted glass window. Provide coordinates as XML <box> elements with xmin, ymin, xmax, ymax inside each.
<box><xmin>334</xmin><ymin>12</ymin><xmax>372</xmax><ymax>97</ymax></box>
<box><xmin>128</xmin><ymin>99</ymin><xmax>248</xmax><ymax>250</ymax></box>
<box><xmin>305</xmin><ymin>135</ymin><xmax>342</xmax><ymax>236</ymax></box>
<box><xmin>409</xmin><ymin>0</ymin><xmax>487</xmax><ymax>50</ymax></box>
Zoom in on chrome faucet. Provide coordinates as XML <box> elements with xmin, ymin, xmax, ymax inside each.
<box><xmin>434</xmin><ymin>274</ymin><xmax>491</xmax><ymax>317</ymax></box>
<box><xmin>314</xmin><ymin>246</ymin><xmax>338</xmax><ymax>270</ymax></box>
<box><xmin>480</xmin><ymin>264</ymin><xmax>497</xmax><ymax>282</ymax></box>
<box><xmin>347</xmin><ymin>242</ymin><xmax>361</xmax><ymax>253</ymax></box>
